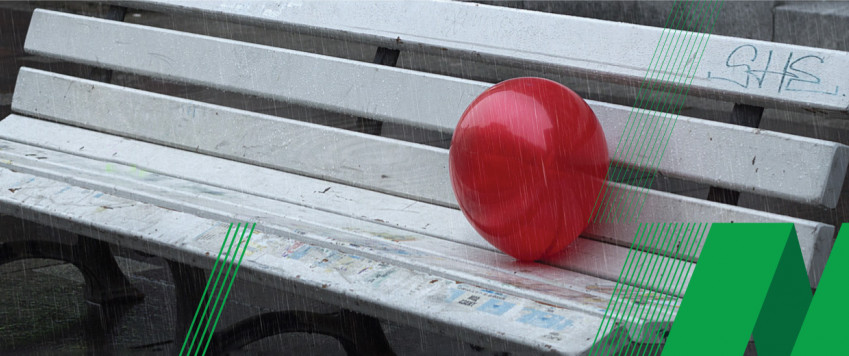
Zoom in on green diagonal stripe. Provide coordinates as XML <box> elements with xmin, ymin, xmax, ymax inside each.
<box><xmin>623</xmin><ymin>1</ymin><xmax>718</xmax><ymax>222</ymax></box>
<box><xmin>663</xmin><ymin>224</ymin><xmax>812</xmax><ymax>355</ymax></box>
<box><xmin>180</xmin><ymin>222</ymin><xmax>257</xmax><ymax>356</ymax></box>
<box><xmin>200</xmin><ymin>223</ymin><xmax>256</xmax><ymax>355</ymax></box>
<box><xmin>629</xmin><ymin>1</ymin><xmax>724</xmax><ymax>223</ymax></box>
<box><xmin>592</xmin><ymin>0</ymin><xmax>723</xmax><ymax>224</ymax></box>
<box><xmin>589</xmin><ymin>2</ymin><xmax>684</xmax><ymax>223</ymax></box>
<box><xmin>640</xmin><ymin>223</ymin><xmax>706</xmax><ymax>351</ymax></box>
<box><xmin>591</xmin><ymin>223</ymin><xmax>652</xmax><ymax>356</ymax></box>
<box><xmin>194</xmin><ymin>222</ymin><xmax>250</xmax><ymax>354</ymax></box>
<box><xmin>790</xmin><ymin>224</ymin><xmax>849</xmax><ymax>355</ymax></box>
<box><xmin>613</xmin><ymin>3</ymin><xmax>712</xmax><ymax>223</ymax></box>
<box><xmin>597</xmin><ymin>1</ymin><xmax>693</xmax><ymax>217</ymax></box>
<box><xmin>179</xmin><ymin>222</ymin><xmax>234</xmax><ymax>356</ymax></box>
<box><xmin>628</xmin><ymin>1</ymin><xmax>721</xmax><ymax>222</ymax></box>
<box><xmin>184</xmin><ymin>222</ymin><xmax>243</xmax><ymax>355</ymax></box>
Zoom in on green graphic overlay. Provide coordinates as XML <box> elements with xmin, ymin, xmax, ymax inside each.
<box><xmin>180</xmin><ymin>222</ymin><xmax>257</xmax><ymax>356</ymax></box>
<box><xmin>589</xmin><ymin>223</ymin><xmax>708</xmax><ymax>356</ymax></box>
<box><xmin>664</xmin><ymin>223</ymin><xmax>849</xmax><ymax>355</ymax></box>
<box><xmin>790</xmin><ymin>224</ymin><xmax>849</xmax><ymax>355</ymax></box>
<box><xmin>591</xmin><ymin>0</ymin><xmax>723</xmax><ymax>224</ymax></box>
<box><xmin>588</xmin><ymin>1</ymin><xmax>724</xmax><ymax>354</ymax></box>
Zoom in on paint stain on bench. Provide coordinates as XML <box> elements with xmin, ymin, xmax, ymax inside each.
<box><xmin>344</xmin><ymin>227</ymin><xmax>416</xmax><ymax>242</ymax></box>
<box><xmin>370</xmin><ymin>231</ymin><xmax>416</xmax><ymax>242</ymax></box>
<box><xmin>193</xmin><ymin>186</ymin><xmax>225</xmax><ymax>196</ymax></box>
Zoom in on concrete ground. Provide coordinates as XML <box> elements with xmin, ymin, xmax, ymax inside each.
<box><xmin>1</xmin><ymin>1</ymin><xmax>846</xmax><ymax>354</ymax></box>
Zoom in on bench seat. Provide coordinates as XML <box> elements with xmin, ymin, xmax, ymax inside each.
<box><xmin>9</xmin><ymin>66</ymin><xmax>838</xmax><ymax>288</ymax></box>
<box><xmin>0</xmin><ymin>167</ymin><xmax>620</xmax><ymax>353</ymax></box>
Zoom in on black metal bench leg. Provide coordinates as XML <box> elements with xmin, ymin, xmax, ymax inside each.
<box><xmin>166</xmin><ymin>259</ymin><xmax>394</xmax><ymax>355</ymax></box>
<box><xmin>0</xmin><ymin>235</ymin><xmax>144</xmax><ymax>305</ymax></box>
<box><xmin>354</xmin><ymin>46</ymin><xmax>402</xmax><ymax>135</ymax></box>
<box><xmin>209</xmin><ymin>309</ymin><xmax>396</xmax><ymax>356</ymax></box>
<box><xmin>76</xmin><ymin>235</ymin><xmax>145</xmax><ymax>304</ymax></box>
<box><xmin>166</xmin><ymin>259</ymin><xmax>209</xmax><ymax>348</ymax></box>
<box><xmin>706</xmin><ymin>103</ymin><xmax>765</xmax><ymax>205</ymax></box>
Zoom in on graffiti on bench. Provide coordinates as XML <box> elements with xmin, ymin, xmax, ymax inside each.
<box><xmin>707</xmin><ymin>44</ymin><xmax>841</xmax><ymax>96</ymax></box>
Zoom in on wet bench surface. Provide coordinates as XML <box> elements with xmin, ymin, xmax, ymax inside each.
<box><xmin>2</xmin><ymin>2</ymin><xmax>848</xmax><ymax>354</ymax></box>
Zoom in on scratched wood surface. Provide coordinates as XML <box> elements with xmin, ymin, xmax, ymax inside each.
<box><xmin>19</xmin><ymin>11</ymin><xmax>849</xmax><ymax>207</ymax></box>
<box><xmin>120</xmin><ymin>1</ymin><xmax>849</xmax><ymax>112</ymax></box>
<box><xmin>13</xmin><ymin>66</ymin><xmax>849</xmax><ymax>211</ymax></box>
<box><xmin>0</xmin><ymin>110</ymin><xmax>833</xmax><ymax>285</ymax></box>
<box><xmin>6</xmin><ymin>69</ymin><xmax>838</xmax><ymax>286</ymax></box>
<box><xmin>0</xmin><ymin>114</ymin><xmax>693</xmax><ymax>305</ymax></box>
<box><xmin>0</xmin><ymin>167</ymin><xmax>627</xmax><ymax>354</ymax></box>
<box><xmin>0</xmin><ymin>137</ymin><xmax>680</xmax><ymax>345</ymax></box>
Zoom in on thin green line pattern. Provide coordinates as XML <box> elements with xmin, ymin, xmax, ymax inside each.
<box><xmin>179</xmin><ymin>222</ymin><xmax>257</xmax><ymax>356</ymax></box>
<box><xmin>590</xmin><ymin>223</ymin><xmax>710</xmax><ymax>355</ymax></box>
<box><xmin>591</xmin><ymin>0</ymin><xmax>724</xmax><ymax>224</ymax></box>
<box><xmin>588</xmin><ymin>1</ymin><xmax>723</xmax><ymax>354</ymax></box>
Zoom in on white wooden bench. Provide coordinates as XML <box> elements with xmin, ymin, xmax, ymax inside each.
<box><xmin>2</xmin><ymin>2</ymin><xmax>848</xmax><ymax>354</ymax></box>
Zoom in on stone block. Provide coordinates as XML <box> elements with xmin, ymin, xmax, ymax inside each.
<box><xmin>775</xmin><ymin>2</ymin><xmax>849</xmax><ymax>51</ymax></box>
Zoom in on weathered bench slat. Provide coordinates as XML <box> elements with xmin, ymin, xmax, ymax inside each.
<box><xmin>121</xmin><ymin>0</ymin><xmax>849</xmax><ymax>112</ymax></box>
<box><xmin>0</xmin><ymin>127</ymin><xmax>692</xmax><ymax>302</ymax></box>
<box><xmin>9</xmin><ymin>68</ymin><xmax>839</xmax><ymax>268</ymax></box>
<box><xmin>0</xmin><ymin>168</ymin><xmax>617</xmax><ymax>353</ymax></box>
<box><xmin>24</xmin><ymin>10</ymin><xmax>481</xmax><ymax>133</ymax></box>
<box><xmin>21</xmin><ymin>9</ymin><xmax>849</xmax><ymax>207</ymax></box>
<box><xmin>0</xmin><ymin>114</ymin><xmax>831</xmax><ymax>287</ymax></box>
<box><xmin>9</xmin><ymin>66</ymin><xmax>837</xmax><ymax>271</ymax></box>
<box><xmin>0</xmin><ymin>123</ymin><xmax>685</xmax><ymax>336</ymax></box>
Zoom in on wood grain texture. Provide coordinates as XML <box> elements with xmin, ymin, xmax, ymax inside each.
<box><xmin>118</xmin><ymin>1</ymin><xmax>849</xmax><ymax>111</ymax></box>
<box><xmin>0</xmin><ymin>114</ymin><xmax>832</xmax><ymax>287</ymax></box>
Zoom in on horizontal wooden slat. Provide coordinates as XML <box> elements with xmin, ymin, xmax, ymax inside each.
<box><xmin>24</xmin><ymin>9</ymin><xmax>481</xmax><ymax>133</ymax></box>
<box><xmin>20</xmin><ymin>9</ymin><xmax>849</xmax><ymax>207</ymax></box>
<box><xmin>0</xmin><ymin>167</ymin><xmax>622</xmax><ymax>353</ymax></box>
<box><xmin>592</xmin><ymin>104</ymin><xmax>849</xmax><ymax>209</ymax></box>
<box><xmin>120</xmin><ymin>1</ymin><xmax>849</xmax><ymax>112</ymax></box>
<box><xmin>0</xmin><ymin>115</ymin><xmax>691</xmax><ymax>300</ymax></box>
<box><xmin>0</xmin><ymin>116</ymin><xmax>689</xmax><ymax>300</ymax></box>
<box><xmin>8</xmin><ymin>69</ymin><xmax>841</xmax><ymax>243</ymax></box>
<box><xmin>0</xmin><ymin>114</ymin><xmax>832</xmax><ymax>287</ymax></box>
<box><xmin>12</xmin><ymin>68</ymin><xmax>454</xmax><ymax>206</ymax></box>
<box><xmin>0</xmin><ymin>117</ymin><xmax>683</xmax><ymax>336</ymax></box>
<box><xmin>13</xmin><ymin>68</ymin><xmax>849</xmax><ymax>206</ymax></box>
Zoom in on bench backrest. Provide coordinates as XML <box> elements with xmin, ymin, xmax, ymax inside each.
<box><xmin>11</xmin><ymin>6</ymin><xmax>847</xmax><ymax>295</ymax></box>
<box><xmin>22</xmin><ymin>9</ymin><xmax>849</xmax><ymax>208</ymax></box>
<box><xmin>123</xmin><ymin>0</ymin><xmax>849</xmax><ymax>114</ymax></box>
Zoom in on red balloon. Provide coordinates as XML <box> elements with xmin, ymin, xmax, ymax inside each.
<box><xmin>449</xmin><ymin>77</ymin><xmax>609</xmax><ymax>261</ymax></box>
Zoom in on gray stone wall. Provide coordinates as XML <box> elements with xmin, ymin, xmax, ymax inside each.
<box><xmin>775</xmin><ymin>2</ymin><xmax>849</xmax><ymax>51</ymax></box>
